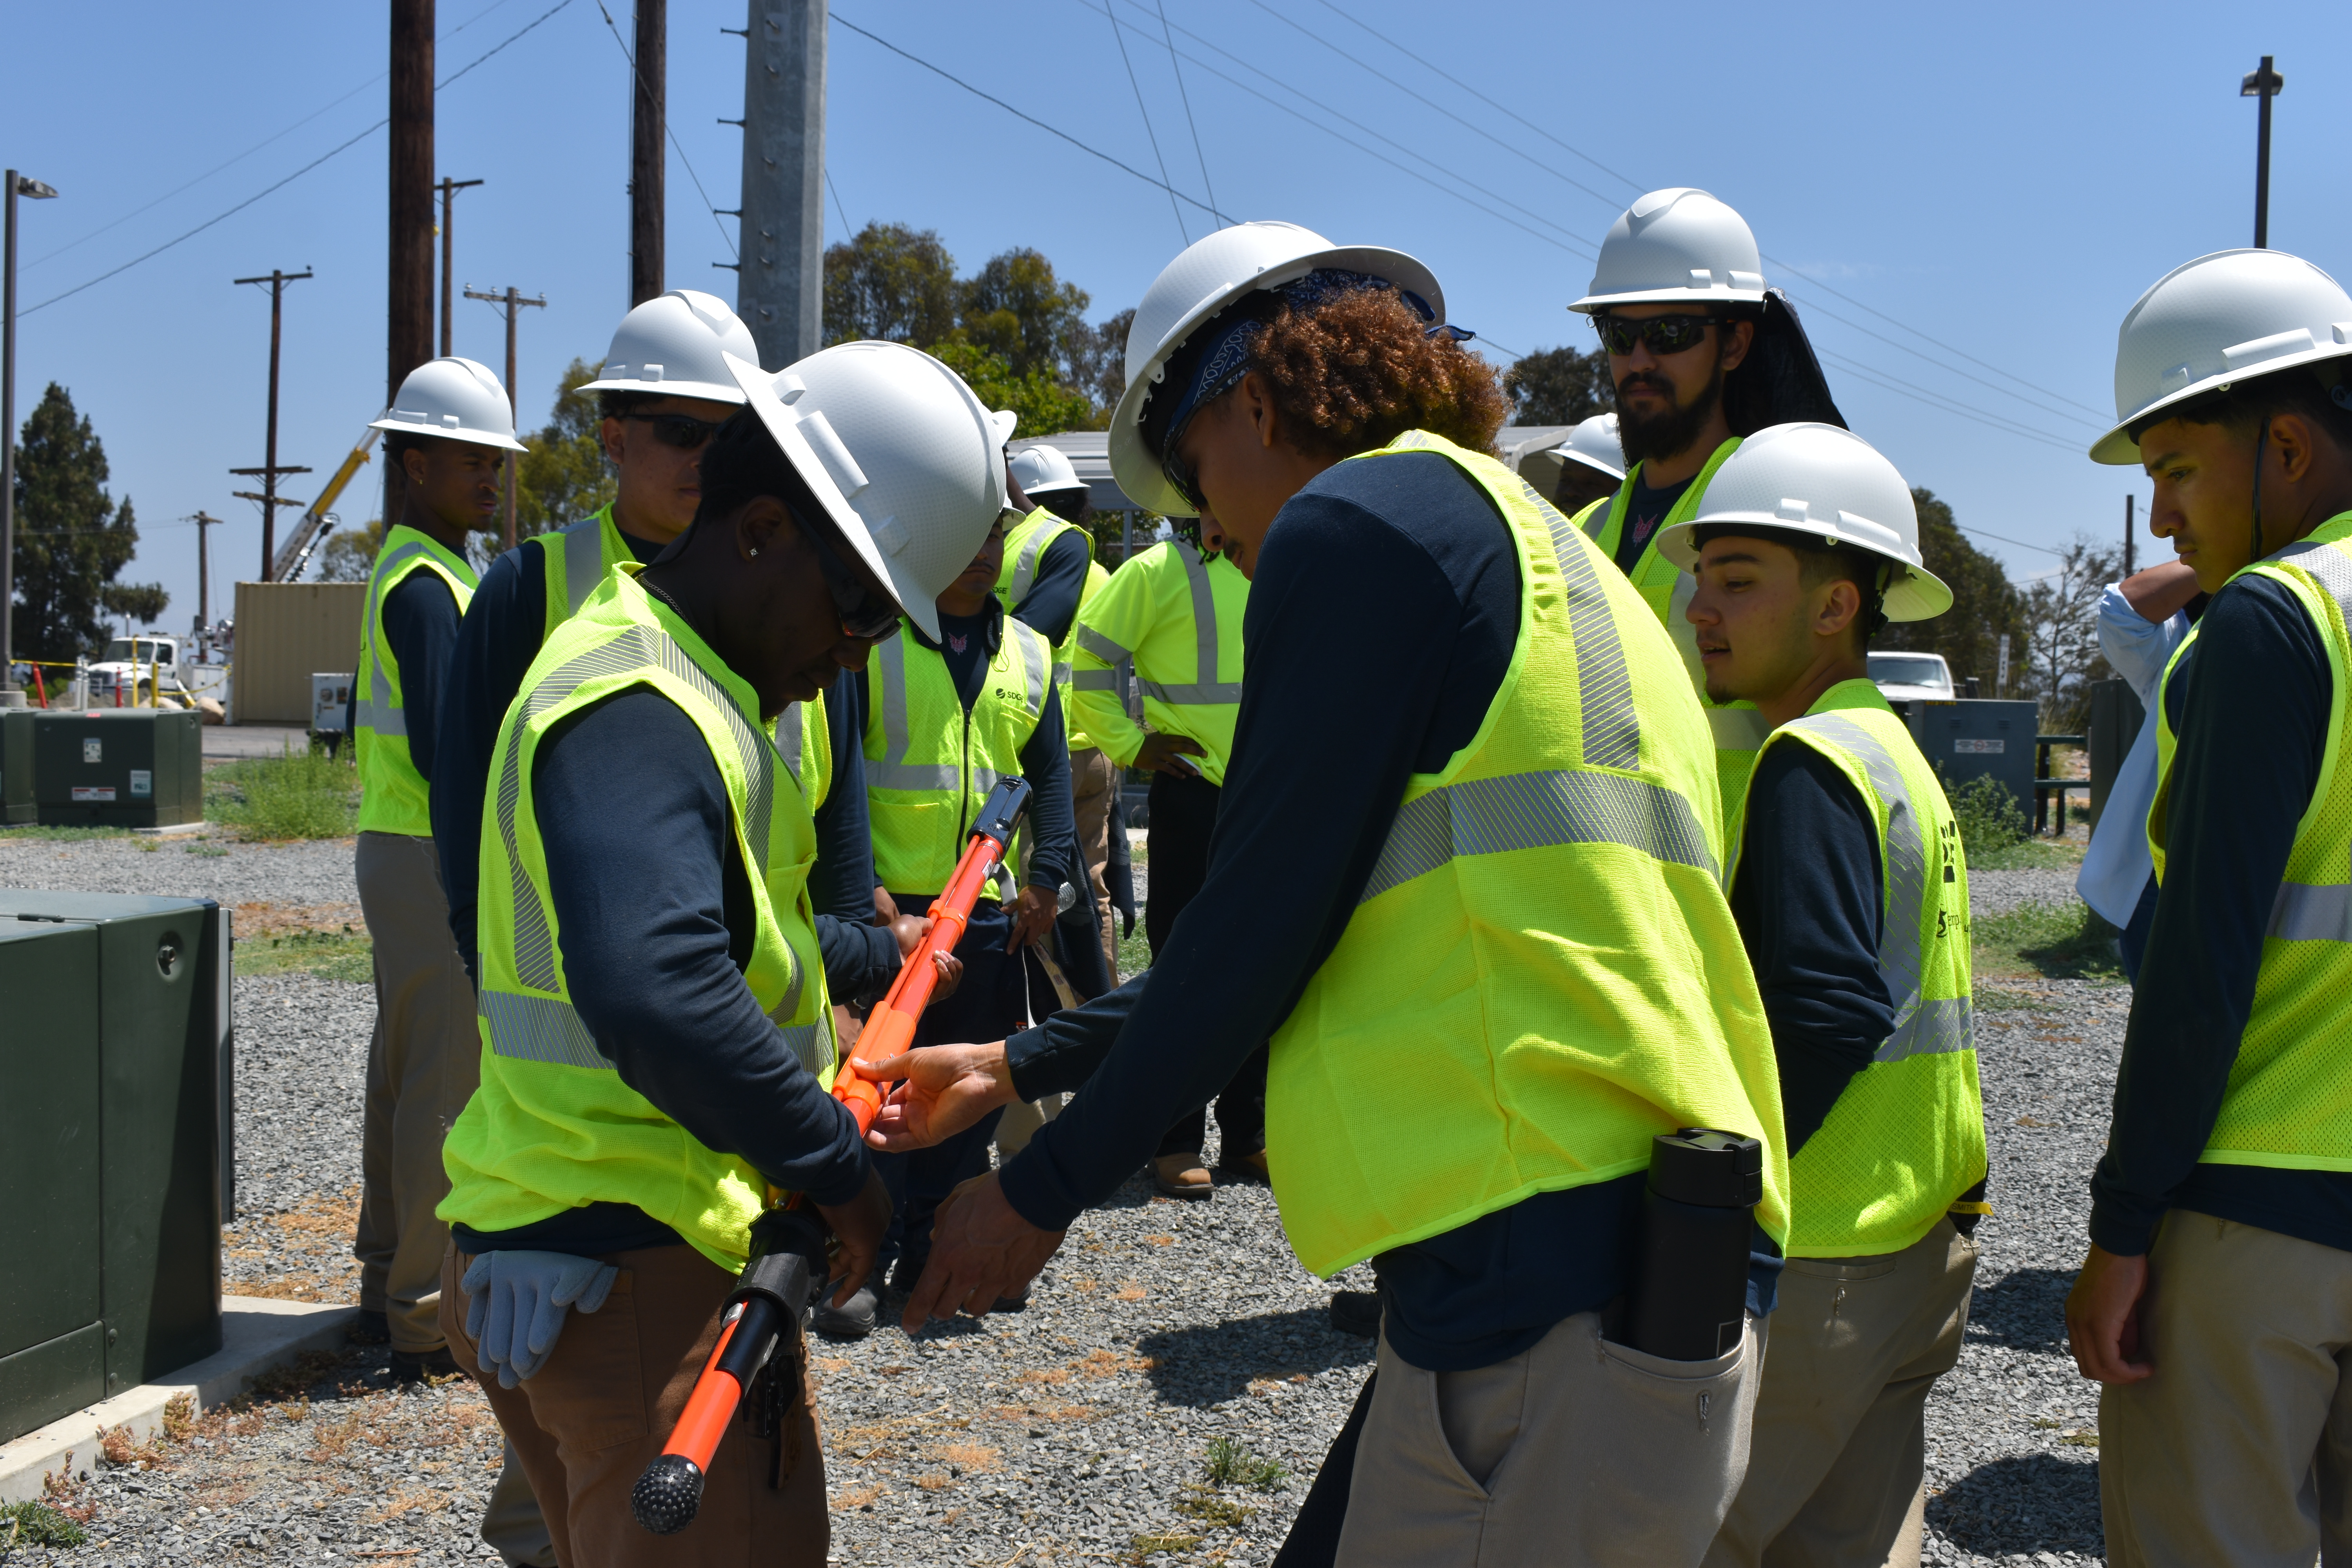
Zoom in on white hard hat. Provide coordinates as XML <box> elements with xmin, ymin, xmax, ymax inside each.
<box><xmin>579</xmin><ymin>289</ymin><xmax>760</xmax><ymax>405</ymax></box>
<box><xmin>1551</xmin><ymin>412</ymin><xmax>1626</xmax><ymax>481</ymax></box>
<box><xmin>1109</xmin><ymin>220</ymin><xmax>1446</xmax><ymax>517</ymax></box>
<box><xmin>1655</xmin><ymin>423</ymin><xmax>1951</xmax><ymax>622</ymax></box>
<box><xmin>1570</xmin><ymin>189</ymin><xmax>1767</xmax><ymax>315</ymax></box>
<box><xmin>726</xmin><ymin>343</ymin><xmax>1007</xmax><ymax>642</ymax></box>
<box><xmin>370</xmin><ymin>356</ymin><xmax>527</xmax><ymax>452</ymax></box>
<box><xmin>1009</xmin><ymin>443</ymin><xmax>1084</xmax><ymax>499</ymax></box>
<box><xmin>2091</xmin><ymin>249</ymin><xmax>2352</xmax><ymax>465</ymax></box>
<box><xmin>990</xmin><ymin>409</ymin><xmax>1019</xmax><ymax>449</ymax></box>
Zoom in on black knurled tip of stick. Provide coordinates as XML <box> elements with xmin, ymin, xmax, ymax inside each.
<box><xmin>631</xmin><ymin>1454</ymin><xmax>705</xmax><ymax>1535</ymax></box>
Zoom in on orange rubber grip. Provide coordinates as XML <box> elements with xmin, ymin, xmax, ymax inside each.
<box><xmin>662</xmin><ymin>1306</ymin><xmax>748</xmax><ymax>1464</ymax></box>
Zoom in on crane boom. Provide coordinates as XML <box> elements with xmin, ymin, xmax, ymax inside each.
<box><xmin>271</xmin><ymin>425</ymin><xmax>382</xmax><ymax>582</ymax></box>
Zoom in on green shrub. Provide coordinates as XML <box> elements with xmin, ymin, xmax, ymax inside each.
<box><xmin>1203</xmin><ymin>1435</ymin><xmax>1287</xmax><ymax>1492</ymax></box>
<box><xmin>1947</xmin><ymin>775</ymin><xmax>2029</xmax><ymax>858</ymax></box>
<box><xmin>207</xmin><ymin>741</ymin><xmax>360</xmax><ymax>839</ymax></box>
<box><xmin>2</xmin><ymin>1500</ymin><xmax>90</xmax><ymax>1549</ymax></box>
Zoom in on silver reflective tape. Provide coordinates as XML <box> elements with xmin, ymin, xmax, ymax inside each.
<box><xmin>1075</xmin><ymin>625</ymin><xmax>1131</xmax><ymax>664</ymax></box>
<box><xmin>1139</xmin><ymin>679</ymin><xmax>1244</xmax><ymax>705</ymax></box>
<box><xmin>1010</xmin><ymin>526</ymin><xmax>1049</xmax><ymax>603</ymax></box>
<box><xmin>2270</xmin><ymin>871</ymin><xmax>2352</xmax><ymax>943</ymax></box>
<box><xmin>869</xmin><ymin>761</ymin><xmax>962</xmax><ymax>791</ymax></box>
<box><xmin>1528</xmin><ymin>477</ymin><xmax>1640</xmax><ymax>773</ymax></box>
<box><xmin>878</xmin><ymin>635</ymin><xmax>913</xmax><ymax>781</ymax></box>
<box><xmin>1361</xmin><ymin>768</ymin><xmax>1716</xmax><ymax>904</ymax></box>
<box><xmin>1874</xmin><ymin>995</ymin><xmax>1974</xmax><ymax>1064</ymax></box>
<box><xmin>1175</xmin><ymin>541</ymin><xmax>1222</xmax><ymax>695</ymax></box>
<box><xmin>1013</xmin><ymin>623</ymin><xmax>1050</xmax><ymax>722</ymax></box>
<box><xmin>1793</xmin><ymin>715</ymin><xmax>1942</xmax><ymax>1065</ymax></box>
<box><xmin>969</xmin><ymin>766</ymin><xmax>1011</xmax><ymax>797</ymax></box>
<box><xmin>1072</xmin><ymin>669</ymin><xmax>1119</xmax><ymax>691</ymax></box>
<box><xmin>774</xmin><ymin>1021</ymin><xmax>825</xmax><ymax>1078</ymax></box>
<box><xmin>1708</xmin><ymin>704</ymin><xmax>1774</xmax><ymax>752</ymax></box>
<box><xmin>355</xmin><ymin>695</ymin><xmax>407</xmax><ymax>738</ymax></box>
<box><xmin>776</xmin><ymin>701</ymin><xmax>805</xmax><ymax>789</ymax></box>
<box><xmin>563</xmin><ymin>516</ymin><xmax>606</xmax><ymax>617</ymax></box>
<box><xmin>362</xmin><ymin>540</ymin><xmax>434</xmax><ymax>739</ymax></box>
<box><xmin>481</xmin><ymin>989</ymin><xmax>612</xmax><ymax>1069</ymax></box>
<box><xmin>2269</xmin><ymin>534</ymin><xmax>2352</xmax><ymax>621</ymax></box>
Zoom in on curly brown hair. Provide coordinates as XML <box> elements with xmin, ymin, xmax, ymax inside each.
<box><xmin>1249</xmin><ymin>286</ymin><xmax>1510</xmax><ymax>459</ymax></box>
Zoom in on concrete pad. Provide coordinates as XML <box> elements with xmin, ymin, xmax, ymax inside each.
<box><xmin>131</xmin><ymin>822</ymin><xmax>211</xmax><ymax>838</ymax></box>
<box><xmin>203</xmin><ymin>722</ymin><xmax>311</xmax><ymax>762</ymax></box>
<box><xmin>0</xmin><ymin>1297</ymin><xmax>357</xmax><ymax>1504</ymax></box>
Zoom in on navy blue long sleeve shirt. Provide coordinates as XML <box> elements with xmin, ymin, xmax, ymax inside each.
<box><xmin>995</xmin><ymin>450</ymin><xmax>1699</xmax><ymax>1372</ymax></box>
<box><xmin>1730</xmin><ymin>742</ymin><xmax>1895</xmax><ymax>1153</ymax></box>
<box><xmin>1007</xmin><ymin>528</ymin><xmax>1091</xmax><ymax>646</ymax></box>
<box><xmin>381</xmin><ymin>571</ymin><xmax>462</xmax><ymax>789</ymax></box>
<box><xmin>2090</xmin><ymin>570</ymin><xmax>2352</xmax><ymax>1256</ymax></box>
<box><xmin>431</xmin><ymin>526</ymin><xmax>889</xmax><ymax>989</ymax></box>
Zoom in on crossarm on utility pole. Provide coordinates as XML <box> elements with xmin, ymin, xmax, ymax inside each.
<box><xmin>466</xmin><ymin>285</ymin><xmax>546</xmax><ymax>549</ymax></box>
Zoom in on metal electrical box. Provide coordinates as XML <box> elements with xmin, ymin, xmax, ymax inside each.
<box><xmin>2087</xmin><ymin>679</ymin><xmax>2148</xmax><ymax>831</ymax></box>
<box><xmin>0</xmin><ymin>710</ymin><xmax>33</xmax><ymax>824</ymax></box>
<box><xmin>1900</xmin><ymin>699</ymin><xmax>2039</xmax><ymax>818</ymax></box>
<box><xmin>0</xmin><ymin>893</ymin><xmax>229</xmax><ymax>1445</ymax></box>
<box><xmin>31</xmin><ymin>709</ymin><xmax>204</xmax><ymax>828</ymax></box>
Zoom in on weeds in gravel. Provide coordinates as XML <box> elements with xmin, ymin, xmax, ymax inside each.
<box><xmin>1177</xmin><ymin>1489</ymin><xmax>1255</xmax><ymax>1526</ymax></box>
<box><xmin>1130</xmin><ymin>1533</ymin><xmax>1200</xmax><ymax>1560</ymax></box>
<box><xmin>1117</xmin><ymin>921</ymin><xmax>1152</xmax><ymax>980</ymax></box>
<box><xmin>236</xmin><ymin>923</ymin><xmax>374</xmax><ymax>984</ymax></box>
<box><xmin>0</xmin><ymin>824</ymin><xmax>132</xmax><ymax>842</ymax></box>
<box><xmin>1974</xmin><ymin>901</ymin><xmax>2123</xmax><ymax>983</ymax></box>
<box><xmin>207</xmin><ymin>742</ymin><xmax>360</xmax><ymax>839</ymax></box>
<box><xmin>1</xmin><ymin>1500</ymin><xmax>89</xmax><ymax>1549</ymax></box>
<box><xmin>1202</xmin><ymin>1436</ymin><xmax>1286</xmax><ymax>1492</ymax></box>
<box><xmin>162</xmin><ymin>1391</ymin><xmax>195</xmax><ymax>1441</ymax></box>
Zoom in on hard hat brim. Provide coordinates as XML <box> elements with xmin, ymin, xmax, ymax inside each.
<box><xmin>1653</xmin><ymin>517</ymin><xmax>1954</xmax><ymax>623</ymax></box>
<box><xmin>2089</xmin><ymin>342</ymin><xmax>2352</xmax><ymax>465</ymax></box>
<box><xmin>1108</xmin><ymin>242</ymin><xmax>1446</xmax><ymax>517</ymax></box>
<box><xmin>572</xmin><ymin>373</ymin><xmax>750</xmax><ymax>405</ymax></box>
<box><xmin>1568</xmin><ymin>284</ymin><xmax>1769</xmax><ymax>316</ymax></box>
<box><xmin>726</xmin><ymin>350</ymin><xmax>1002</xmax><ymax>643</ymax></box>
<box><xmin>1550</xmin><ymin>444</ymin><xmax>1626</xmax><ymax>482</ymax></box>
<box><xmin>365</xmin><ymin>414</ymin><xmax>528</xmax><ymax>454</ymax></box>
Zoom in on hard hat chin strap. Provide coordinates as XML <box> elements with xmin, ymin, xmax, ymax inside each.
<box><xmin>2252</xmin><ymin>414</ymin><xmax>2273</xmax><ymax>565</ymax></box>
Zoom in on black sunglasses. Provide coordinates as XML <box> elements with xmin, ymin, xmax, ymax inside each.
<box><xmin>624</xmin><ymin>411</ymin><xmax>727</xmax><ymax>450</ymax></box>
<box><xmin>1161</xmin><ymin>440</ymin><xmax>1207</xmax><ymax>515</ymax></box>
<box><xmin>800</xmin><ymin>514</ymin><xmax>902</xmax><ymax>641</ymax></box>
<box><xmin>1593</xmin><ymin>314</ymin><xmax>1729</xmax><ymax>357</ymax></box>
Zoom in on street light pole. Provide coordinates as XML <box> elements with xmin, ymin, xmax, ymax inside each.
<box><xmin>465</xmin><ymin>284</ymin><xmax>545</xmax><ymax>550</ymax></box>
<box><xmin>2241</xmin><ymin>56</ymin><xmax>2285</xmax><ymax>249</ymax></box>
<box><xmin>1</xmin><ymin>170</ymin><xmax>58</xmax><ymax>707</ymax></box>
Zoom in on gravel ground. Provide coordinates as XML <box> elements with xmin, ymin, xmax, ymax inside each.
<box><xmin>1968</xmin><ymin>865</ymin><xmax>2089</xmax><ymax>920</ymax></box>
<box><xmin>5</xmin><ymin>841</ymin><xmax>2136</xmax><ymax>1566</ymax></box>
<box><xmin>0</xmin><ymin>833</ymin><xmax>362</xmax><ymax>933</ymax></box>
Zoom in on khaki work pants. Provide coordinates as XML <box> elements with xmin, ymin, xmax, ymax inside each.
<box><xmin>1706</xmin><ymin>1218</ymin><xmax>1978</xmax><ymax>1568</ymax></box>
<box><xmin>2100</xmin><ymin>1212</ymin><xmax>2352</xmax><ymax>1568</ymax></box>
<box><xmin>443</xmin><ymin>1245</ymin><xmax>829</xmax><ymax>1568</ymax></box>
<box><xmin>354</xmin><ymin>830</ymin><xmax>479</xmax><ymax>1353</ymax></box>
<box><xmin>1071</xmin><ymin>744</ymin><xmax>1119</xmax><ymax>974</ymax></box>
<box><xmin>1336</xmin><ymin>1309</ymin><xmax>1763</xmax><ymax>1566</ymax></box>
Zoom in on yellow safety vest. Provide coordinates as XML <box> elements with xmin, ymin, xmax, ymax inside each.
<box><xmin>1582</xmin><ymin>439</ymin><xmax>1774</xmax><ymax>846</ymax></box>
<box><xmin>439</xmin><ymin>565</ymin><xmax>835</xmax><ymax>1272</ymax></box>
<box><xmin>355</xmin><ymin>525</ymin><xmax>479</xmax><ymax>836</ymax></box>
<box><xmin>1071</xmin><ymin>540</ymin><xmax>1248</xmax><ymax>785</ymax></box>
<box><xmin>1738</xmin><ymin>679</ymin><xmax>1982</xmax><ymax>1257</ymax></box>
<box><xmin>1267</xmin><ymin>430</ymin><xmax>1788</xmax><ymax>1278</ymax></box>
<box><xmin>2149</xmin><ymin>513</ymin><xmax>2352</xmax><ymax>1174</ymax></box>
<box><xmin>531</xmin><ymin>503</ymin><xmax>634</xmax><ymax>643</ymax></box>
<box><xmin>1067</xmin><ymin>559</ymin><xmax>1111</xmax><ymax>754</ymax></box>
<box><xmin>997</xmin><ymin>505</ymin><xmax>1092</xmax><ymax>702</ymax></box>
<box><xmin>863</xmin><ymin>612</ymin><xmax>1053</xmax><ymax>898</ymax></box>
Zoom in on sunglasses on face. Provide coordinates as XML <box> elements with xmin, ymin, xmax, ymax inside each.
<box><xmin>1161</xmin><ymin>442</ymin><xmax>1207</xmax><ymax>515</ymax></box>
<box><xmin>802</xmin><ymin>517</ymin><xmax>902</xmax><ymax>641</ymax></box>
<box><xmin>624</xmin><ymin>412</ymin><xmax>727</xmax><ymax>450</ymax></box>
<box><xmin>1593</xmin><ymin>314</ymin><xmax>1728</xmax><ymax>357</ymax></box>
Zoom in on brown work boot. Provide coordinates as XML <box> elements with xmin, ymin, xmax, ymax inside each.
<box><xmin>1223</xmin><ymin>1148</ymin><xmax>1270</xmax><ymax>1182</ymax></box>
<box><xmin>1152</xmin><ymin>1153</ymin><xmax>1213</xmax><ymax>1199</ymax></box>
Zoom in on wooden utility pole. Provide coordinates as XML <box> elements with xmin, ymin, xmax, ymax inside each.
<box><xmin>2124</xmin><ymin>495</ymin><xmax>2136</xmax><ymax>578</ymax></box>
<box><xmin>2242</xmin><ymin>56</ymin><xmax>2284</xmax><ymax>248</ymax></box>
<box><xmin>388</xmin><ymin>0</ymin><xmax>436</xmax><ymax>528</ymax></box>
<box><xmin>437</xmin><ymin>176</ymin><xmax>483</xmax><ymax>356</ymax></box>
<box><xmin>230</xmin><ymin>269</ymin><xmax>315</xmax><ymax>579</ymax></box>
<box><xmin>190</xmin><ymin>512</ymin><xmax>221</xmax><ymax>646</ymax></box>
<box><xmin>465</xmin><ymin>284</ymin><xmax>546</xmax><ymax>550</ymax></box>
<box><xmin>630</xmin><ymin>0</ymin><xmax>666</xmax><ymax>306</ymax></box>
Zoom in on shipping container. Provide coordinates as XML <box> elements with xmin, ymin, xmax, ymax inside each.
<box><xmin>230</xmin><ymin>581</ymin><xmax>364</xmax><ymax>724</ymax></box>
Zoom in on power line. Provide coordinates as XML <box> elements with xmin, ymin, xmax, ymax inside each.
<box><xmin>22</xmin><ymin>0</ymin><xmax>578</xmax><ymax>317</ymax></box>
<box><xmin>1104</xmin><ymin>1</ymin><xmax>1188</xmax><ymax>243</ymax></box>
<box><xmin>591</xmin><ymin>0</ymin><xmax>737</xmax><ymax>262</ymax></box>
<box><xmin>1951</xmin><ymin>523</ymin><xmax>2065</xmax><ymax>559</ymax></box>
<box><xmin>1816</xmin><ymin>351</ymin><xmax>2082</xmax><ymax>453</ymax></box>
<box><xmin>22</xmin><ymin>0</ymin><xmax>528</xmax><ymax>275</ymax></box>
<box><xmin>828</xmin><ymin>11</ymin><xmax>1231</xmax><ymax>223</ymax></box>
<box><xmin>1156</xmin><ymin>0</ymin><xmax>1219</xmax><ymax>221</ymax></box>
<box><xmin>1779</xmin><ymin>286</ymin><xmax>2105</xmax><ymax>430</ymax></box>
<box><xmin>825</xmin><ymin>168</ymin><xmax>854</xmax><ymax>243</ymax></box>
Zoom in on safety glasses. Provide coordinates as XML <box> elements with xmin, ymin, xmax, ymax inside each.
<box><xmin>1161</xmin><ymin>441</ymin><xmax>1207</xmax><ymax>515</ymax></box>
<box><xmin>624</xmin><ymin>411</ymin><xmax>727</xmax><ymax>450</ymax></box>
<box><xmin>1593</xmin><ymin>314</ymin><xmax>1728</xmax><ymax>358</ymax></box>
<box><xmin>803</xmin><ymin>516</ymin><xmax>902</xmax><ymax>642</ymax></box>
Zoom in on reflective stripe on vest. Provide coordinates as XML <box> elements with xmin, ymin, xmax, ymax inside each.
<box><xmin>355</xmin><ymin>526</ymin><xmax>478</xmax><ymax>835</ymax></box>
<box><xmin>443</xmin><ymin>566</ymin><xmax>834</xmax><ymax>1271</ymax></box>
<box><xmin>534</xmin><ymin>506</ymin><xmax>631</xmax><ymax>645</ymax></box>
<box><xmin>1150</xmin><ymin>542</ymin><xmax>1243</xmax><ymax>704</ymax></box>
<box><xmin>2147</xmin><ymin>515</ymin><xmax>2352</xmax><ymax>1175</ymax></box>
<box><xmin>998</xmin><ymin>507</ymin><xmax>1090</xmax><ymax>690</ymax></box>
<box><xmin>1266</xmin><ymin>428</ymin><xmax>1786</xmax><ymax>1279</ymax></box>
<box><xmin>1588</xmin><ymin>441</ymin><xmax>1775</xmax><ymax>840</ymax></box>
<box><xmin>1744</xmin><ymin>683</ymin><xmax>1981</xmax><ymax>1257</ymax></box>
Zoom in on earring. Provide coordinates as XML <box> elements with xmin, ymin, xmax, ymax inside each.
<box><xmin>749</xmin><ymin>547</ymin><xmax>760</xmax><ymax>557</ymax></box>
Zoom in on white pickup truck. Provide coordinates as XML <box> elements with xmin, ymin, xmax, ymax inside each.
<box><xmin>1867</xmin><ymin>651</ymin><xmax>1957</xmax><ymax>703</ymax></box>
<box><xmin>86</xmin><ymin>634</ymin><xmax>193</xmax><ymax>706</ymax></box>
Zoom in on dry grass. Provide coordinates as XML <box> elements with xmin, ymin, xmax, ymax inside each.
<box><xmin>1018</xmin><ymin>1368</ymin><xmax>1072</xmax><ymax>1385</ymax></box>
<box><xmin>306</xmin><ymin>1407</ymin><xmax>370</xmax><ymax>1461</ymax></box>
<box><xmin>1114</xmin><ymin>1281</ymin><xmax>1147</xmax><ymax>1303</ymax></box>
<box><xmin>935</xmin><ymin>1442</ymin><xmax>999</xmax><ymax>1473</ymax></box>
<box><xmin>831</xmin><ymin>1482</ymin><xmax>885</xmax><ymax>1511</ymax></box>
<box><xmin>1144</xmin><ymin>1236</ymin><xmax>1175</xmax><ymax>1247</ymax></box>
<box><xmin>367</xmin><ymin>1485</ymin><xmax>452</xmax><ymax>1524</ymax></box>
<box><xmin>98</xmin><ymin>1425</ymin><xmax>171</xmax><ymax>1468</ymax></box>
<box><xmin>915</xmin><ymin>1473</ymin><xmax>955</xmax><ymax>1492</ymax></box>
<box><xmin>1078</xmin><ymin>1349</ymin><xmax>1157</xmax><ymax>1378</ymax></box>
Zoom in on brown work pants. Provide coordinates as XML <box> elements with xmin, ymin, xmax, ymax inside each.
<box><xmin>443</xmin><ymin>1244</ymin><xmax>829</xmax><ymax>1568</ymax></box>
<box><xmin>2100</xmin><ymin>1212</ymin><xmax>2352</xmax><ymax>1568</ymax></box>
<box><xmin>1706</xmin><ymin>1218</ymin><xmax>1978</xmax><ymax>1568</ymax></box>
<box><xmin>354</xmin><ymin>830</ymin><xmax>479</xmax><ymax>1353</ymax></box>
<box><xmin>1071</xmin><ymin>744</ymin><xmax>1119</xmax><ymax>974</ymax></box>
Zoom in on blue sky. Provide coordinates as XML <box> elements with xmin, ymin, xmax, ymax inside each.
<box><xmin>3</xmin><ymin>0</ymin><xmax>2346</xmax><ymax>627</ymax></box>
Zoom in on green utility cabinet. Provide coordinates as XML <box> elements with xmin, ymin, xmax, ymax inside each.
<box><xmin>31</xmin><ymin>710</ymin><xmax>204</xmax><ymax>828</ymax></box>
<box><xmin>1899</xmin><ymin>699</ymin><xmax>2039</xmax><ymax>820</ymax></box>
<box><xmin>0</xmin><ymin>893</ymin><xmax>229</xmax><ymax>1445</ymax></box>
<box><xmin>0</xmin><ymin>710</ymin><xmax>33</xmax><ymax>823</ymax></box>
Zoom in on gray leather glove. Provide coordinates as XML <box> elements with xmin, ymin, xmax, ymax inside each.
<box><xmin>462</xmin><ymin>1250</ymin><xmax>619</xmax><ymax>1388</ymax></box>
